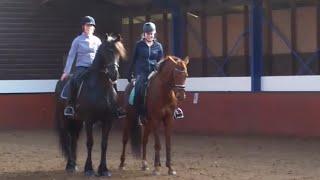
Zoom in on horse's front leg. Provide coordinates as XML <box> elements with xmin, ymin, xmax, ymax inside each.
<box><xmin>97</xmin><ymin>121</ymin><xmax>112</xmax><ymax>177</ymax></box>
<box><xmin>66</xmin><ymin>120</ymin><xmax>82</xmax><ymax>173</ymax></box>
<box><xmin>153</xmin><ymin>122</ymin><xmax>161</xmax><ymax>176</ymax></box>
<box><xmin>84</xmin><ymin>122</ymin><xmax>95</xmax><ymax>176</ymax></box>
<box><xmin>164</xmin><ymin>117</ymin><xmax>176</xmax><ymax>175</ymax></box>
<box><xmin>142</xmin><ymin>122</ymin><xmax>151</xmax><ymax>171</ymax></box>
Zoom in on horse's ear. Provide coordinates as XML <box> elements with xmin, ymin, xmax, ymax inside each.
<box><xmin>114</xmin><ymin>34</ymin><xmax>122</xmax><ymax>42</ymax></box>
<box><xmin>184</xmin><ymin>56</ymin><xmax>189</xmax><ymax>65</ymax></box>
<box><xmin>105</xmin><ymin>33</ymin><xmax>109</xmax><ymax>39</ymax></box>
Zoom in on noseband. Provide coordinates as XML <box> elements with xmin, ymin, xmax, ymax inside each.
<box><xmin>173</xmin><ymin>67</ymin><xmax>187</xmax><ymax>90</ymax></box>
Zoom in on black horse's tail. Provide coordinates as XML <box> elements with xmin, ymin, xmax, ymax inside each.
<box><xmin>129</xmin><ymin>107</ymin><xmax>142</xmax><ymax>158</ymax></box>
<box><xmin>54</xmin><ymin>80</ymin><xmax>82</xmax><ymax>160</ymax></box>
<box><xmin>125</xmin><ymin>82</ymin><xmax>142</xmax><ymax>158</ymax></box>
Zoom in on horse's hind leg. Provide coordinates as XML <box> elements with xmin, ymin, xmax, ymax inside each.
<box><xmin>84</xmin><ymin>122</ymin><xmax>95</xmax><ymax>176</ymax></box>
<box><xmin>97</xmin><ymin>121</ymin><xmax>112</xmax><ymax>177</ymax></box>
<box><xmin>164</xmin><ymin>118</ymin><xmax>176</xmax><ymax>175</ymax></box>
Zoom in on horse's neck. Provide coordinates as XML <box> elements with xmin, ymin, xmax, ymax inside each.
<box><xmin>90</xmin><ymin>54</ymin><xmax>103</xmax><ymax>70</ymax></box>
<box><xmin>86</xmin><ymin>70</ymin><xmax>104</xmax><ymax>87</ymax></box>
<box><xmin>151</xmin><ymin>72</ymin><xmax>172</xmax><ymax>96</ymax></box>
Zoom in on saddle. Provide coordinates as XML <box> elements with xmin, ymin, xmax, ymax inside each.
<box><xmin>128</xmin><ymin>71</ymin><xmax>157</xmax><ymax>106</ymax></box>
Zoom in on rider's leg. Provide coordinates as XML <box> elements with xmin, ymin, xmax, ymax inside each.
<box><xmin>64</xmin><ymin>67</ymin><xmax>88</xmax><ymax>118</ymax></box>
<box><xmin>134</xmin><ymin>75</ymin><xmax>142</xmax><ymax>114</ymax></box>
<box><xmin>134</xmin><ymin>75</ymin><xmax>147</xmax><ymax>119</ymax></box>
<box><xmin>111</xmin><ymin>84</ymin><xmax>126</xmax><ymax>119</ymax></box>
<box><xmin>64</xmin><ymin>79</ymin><xmax>76</xmax><ymax>117</ymax></box>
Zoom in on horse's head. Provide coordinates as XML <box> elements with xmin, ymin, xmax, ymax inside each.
<box><xmin>98</xmin><ymin>34</ymin><xmax>126</xmax><ymax>82</ymax></box>
<box><xmin>158</xmin><ymin>56</ymin><xmax>189</xmax><ymax>101</ymax></box>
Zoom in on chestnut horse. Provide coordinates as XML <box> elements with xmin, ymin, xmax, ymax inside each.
<box><xmin>119</xmin><ymin>56</ymin><xmax>189</xmax><ymax>175</ymax></box>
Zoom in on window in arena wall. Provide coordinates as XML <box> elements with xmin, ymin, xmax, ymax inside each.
<box><xmin>207</xmin><ymin>15</ymin><xmax>222</xmax><ymax>58</ymax></box>
<box><xmin>150</xmin><ymin>14</ymin><xmax>164</xmax><ymax>46</ymax></box>
<box><xmin>187</xmin><ymin>11</ymin><xmax>202</xmax><ymax>59</ymax></box>
<box><xmin>296</xmin><ymin>6</ymin><xmax>316</xmax><ymax>53</ymax></box>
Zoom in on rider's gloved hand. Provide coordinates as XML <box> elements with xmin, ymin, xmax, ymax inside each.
<box><xmin>127</xmin><ymin>73</ymin><xmax>134</xmax><ymax>83</ymax></box>
<box><xmin>60</xmin><ymin>73</ymin><xmax>69</xmax><ymax>81</ymax></box>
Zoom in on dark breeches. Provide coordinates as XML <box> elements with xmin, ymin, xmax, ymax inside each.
<box><xmin>134</xmin><ymin>74</ymin><xmax>148</xmax><ymax>115</ymax></box>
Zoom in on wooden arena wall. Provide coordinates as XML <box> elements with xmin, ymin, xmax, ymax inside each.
<box><xmin>1</xmin><ymin>78</ymin><xmax>320</xmax><ymax>137</ymax></box>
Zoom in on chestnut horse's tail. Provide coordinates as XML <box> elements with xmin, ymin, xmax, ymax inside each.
<box><xmin>125</xmin><ymin>82</ymin><xmax>142</xmax><ymax>158</ymax></box>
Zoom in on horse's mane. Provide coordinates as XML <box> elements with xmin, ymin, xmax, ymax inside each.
<box><xmin>147</xmin><ymin>56</ymin><xmax>179</xmax><ymax>80</ymax></box>
<box><xmin>114</xmin><ymin>41</ymin><xmax>127</xmax><ymax>60</ymax></box>
<box><xmin>157</xmin><ymin>56</ymin><xmax>179</xmax><ymax>73</ymax></box>
<box><xmin>107</xmin><ymin>35</ymin><xmax>127</xmax><ymax>60</ymax></box>
<box><xmin>89</xmin><ymin>34</ymin><xmax>127</xmax><ymax>71</ymax></box>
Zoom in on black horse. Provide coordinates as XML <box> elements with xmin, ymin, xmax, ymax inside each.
<box><xmin>55</xmin><ymin>34</ymin><xmax>126</xmax><ymax>177</ymax></box>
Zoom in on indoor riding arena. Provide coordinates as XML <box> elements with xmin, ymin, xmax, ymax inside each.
<box><xmin>2</xmin><ymin>0</ymin><xmax>320</xmax><ymax>179</ymax></box>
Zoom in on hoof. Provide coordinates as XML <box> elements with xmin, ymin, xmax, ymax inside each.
<box><xmin>65</xmin><ymin>165</ymin><xmax>78</xmax><ymax>173</ymax></box>
<box><xmin>141</xmin><ymin>161</ymin><xmax>149</xmax><ymax>171</ymax></box>
<box><xmin>169</xmin><ymin>170</ymin><xmax>177</xmax><ymax>175</ymax></box>
<box><xmin>84</xmin><ymin>170</ymin><xmax>95</xmax><ymax>177</ymax></box>
<box><xmin>153</xmin><ymin>169</ymin><xmax>161</xmax><ymax>176</ymax></box>
<box><xmin>141</xmin><ymin>166</ymin><xmax>150</xmax><ymax>171</ymax></box>
<box><xmin>98</xmin><ymin>171</ymin><xmax>112</xmax><ymax>177</ymax></box>
<box><xmin>119</xmin><ymin>165</ymin><xmax>126</xmax><ymax>171</ymax></box>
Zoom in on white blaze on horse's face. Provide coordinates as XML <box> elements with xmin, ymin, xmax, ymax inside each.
<box><xmin>172</xmin><ymin>59</ymin><xmax>188</xmax><ymax>101</ymax></box>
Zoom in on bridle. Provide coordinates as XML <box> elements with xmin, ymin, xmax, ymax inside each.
<box><xmin>173</xmin><ymin>67</ymin><xmax>187</xmax><ymax>90</ymax></box>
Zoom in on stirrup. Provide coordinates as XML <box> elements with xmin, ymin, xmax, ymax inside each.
<box><xmin>138</xmin><ymin>115</ymin><xmax>145</xmax><ymax>125</ymax></box>
<box><xmin>174</xmin><ymin>108</ymin><xmax>184</xmax><ymax>119</ymax></box>
<box><xmin>64</xmin><ymin>106</ymin><xmax>75</xmax><ymax>118</ymax></box>
<box><xmin>117</xmin><ymin>108</ymin><xmax>127</xmax><ymax>119</ymax></box>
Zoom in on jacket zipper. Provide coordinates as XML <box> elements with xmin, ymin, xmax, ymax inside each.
<box><xmin>148</xmin><ymin>45</ymin><xmax>151</xmax><ymax>72</ymax></box>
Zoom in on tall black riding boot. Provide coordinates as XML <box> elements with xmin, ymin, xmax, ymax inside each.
<box><xmin>111</xmin><ymin>84</ymin><xmax>126</xmax><ymax>119</ymax></box>
<box><xmin>64</xmin><ymin>82</ymin><xmax>76</xmax><ymax>118</ymax></box>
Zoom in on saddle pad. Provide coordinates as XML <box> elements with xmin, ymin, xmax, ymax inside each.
<box><xmin>60</xmin><ymin>80</ymin><xmax>84</xmax><ymax>100</ymax></box>
<box><xmin>129</xmin><ymin>87</ymin><xmax>135</xmax><ymax>105</ymax></box>
<box><xmin>60</xmin><ymin>81</ymin><xmax>71</xmax><ymax>100</ymax></box>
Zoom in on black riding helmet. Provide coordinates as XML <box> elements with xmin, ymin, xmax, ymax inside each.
<box><xmin>143</xmin><ymin>22</ymin><xmax>156</xmax><ymax>33</ymax></box>
<box><xmin>81</xmin><ymin>16</ymin><xmax>96</xmax><ymax>26</ymax></box>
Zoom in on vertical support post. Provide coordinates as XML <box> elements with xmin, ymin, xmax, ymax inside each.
<box><xmin>290</xmin><ymin>0</ymin><xmax>297</xmax><ymax>74</ymax></box>
<box><xmin>244</xmin><ymin>5</ymin><xmax>250</xmax><ymax>76</ymax></box>
<box><xmin>129</xmin><ymin>16</ymin><xmax>134</xmax><ymax>57</ymax></box>
<box><xmin>163</xmin><ymin>11</ymin><xmax>169</xmax><ymax>55</ymax></box>
<box><xmin>222</xmin><ymin>12</ymin><xmax>228</xmax><ymax>76</ymax></box>
<box><xmin>317</xmin><ymin>0</ymin><xmax>320</xmax><ymax>73</ymax></box>
<box><xmin>146</xmin><ymin>15</ymin><xmax>151</xmax><ymax>22</ymax></box>
<box><xmin>170</xmin><ymin>2</ymin><xmax>184</xmax><ymax>57</ymax></box>
<box><xmin>201</xmin><ymin>0</ymin><xmax>208</xmax><ymax>76</ymax></box>
<box><xmin>250</xmin><ymin>0</ymin><xmax>263</xmax><ymax>92</ymax></box>
<box><xmin>183</xmin><ymin>11</ymin><xmax>189</xmax><ymax>58</ymax></box>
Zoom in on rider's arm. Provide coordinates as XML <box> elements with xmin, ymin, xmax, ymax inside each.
<box><xmin>157</xmin><ymin>43</ymin><xmax>164</xmax><ymax>61</ymax></box>
<box><xmin>128</xmin><ymin>43</ymin><xmax>139</xmax><ymax>77</ymax></box>
<box><xmin>63</xmin><ymin>37</ymin><xmax>79</xmax><ymax>74</ymax></box>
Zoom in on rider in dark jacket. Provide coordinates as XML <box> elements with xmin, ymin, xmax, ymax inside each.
<box><xmin>127</xmin><ymin>22</ymin><xmax>184</xmax><ymax>120</ymax></box>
